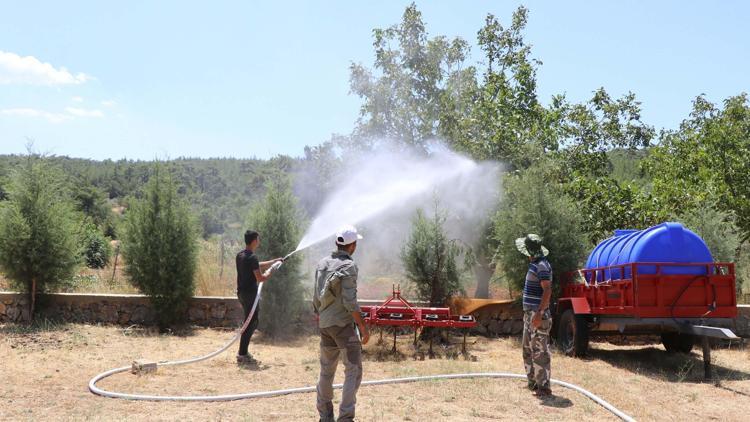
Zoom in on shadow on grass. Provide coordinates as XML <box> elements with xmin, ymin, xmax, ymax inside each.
<box><xmin>0</xmin><ymin>317</ymin><xmax>68</xmax><ymax>335</ymax></box>
<box><xmin>118</xmin><ymin>324</ymin><xmax>198</xmax><ymax>338</ymax></box>
<box><xmin>540</xmin><ymin>395</ymin><xmax>574</xmax><ymax>409</ymax></box>
<box><xmin>586</xmin><ymin>344</ymin><xmax>750</xmax><ymax>384</ymax></box>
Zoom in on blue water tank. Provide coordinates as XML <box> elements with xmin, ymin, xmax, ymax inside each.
<box><xmin>585</xmin><ymin>222</ymin><xmax>713</xmax><ymax>281</ymax></box>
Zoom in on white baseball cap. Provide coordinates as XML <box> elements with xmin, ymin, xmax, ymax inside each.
<box><xmin>335</xmin><ymin>225</ymin><xmax>363</xmax><ymax>246</ymax></box>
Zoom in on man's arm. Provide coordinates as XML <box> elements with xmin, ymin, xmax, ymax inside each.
<box><xmin>259</xmin><ymin>258</ymin><xmax>282</xmax><ymax>272</ymax></box>
<box><xmin>352</xmin><ymin>311</ymin><xmax>370</xmax><ymax>345</ymax></box>
<box><xmin>340</xmin><ymin>267</ymin><xmax>369</xmax><ymax>344</ymax></box>
<box><xmin>532</xmin><ymin>280</ymin><xmax>552</xmax><ymax>328</ymax></box>
<box><xmin>532</xmin><ymin>262</ymin><xmax>553</xmax><ymax>328</ymax></box>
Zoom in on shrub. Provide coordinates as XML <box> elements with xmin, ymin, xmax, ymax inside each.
<box><xmin>401</xmin><ymin>202</ymin><xmax>464</xmax><ymax>306</ymax></box>
<box><xmin>245</xmin><ymin>177</ymin><xmax>304</xmax><ymax>337</ymax></box>
<box><xmin>0</xmin><ymin>154</ymin><xmax>80</xmax><ymax>318</ymax></box>
<box><xmin>121</xmin><ymin>166</ymin><xmax>198</xmax><ymax>329</ymax></box>
<box><xmin>80</xmin><ymin>222</ymin><xmax>112</xmax><ymax>269</ymax></box>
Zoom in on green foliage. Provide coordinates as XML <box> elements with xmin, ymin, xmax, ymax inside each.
<box><xmin>0</xmin><ymin>154</ymin><xmax>80</xmax><ymax>317</ymax></box>
<box><xmin>73</xmin><ymin>185</ymin><xmax>111</xmax><ymax>228</ymax></box>
<box><xmin>245</xmin><ymin>177</ymin><xmax>304</xmax><ymax>338</ymax></box>
<box><xmin>551</xmin><ymin>89</ymin><xmax>655</xmax><ymax>178</ymax></box>
<box><xmin>349</xmin><ymin>3</ymin><xmax>473</xmax><ymax>150</ymax></box>
<box><xmin>121</xmin><ymin>165</ymin><xmax>198</xmax><ymax>329</ymax></box>
<box><xmin>566</xmin><ymin>175</ymin><xmax>666</xmax><ymax>243</ymax></box>
<box><xmin>80</xmin><ymin>222</ymin><xmax>112</xmax><ymax>269</ymax></box>
<box><xmin>493</xmin><ymin>165</ymin><xmax>589</xmax><ymax>295</ymax></box>
<box><xmin>677</xmin><ymin>206</ymin><xmax>748</xmax><ymax>296</ymax></box>
<box><xmin>401</xmin><ymin>203</ymin><xmax>463</xmax><ymax>306</ymax></box>
<box><xmin>449</xmin><ymin>7</ymin><xmax>552</xmax><ymax>169</ymax></box>
<box><xmin>646</xmin><ymin>94</ymin><xmax>750</xmax><ymax>244</ymax></box>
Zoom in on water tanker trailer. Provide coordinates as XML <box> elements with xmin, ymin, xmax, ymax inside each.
<box><xmin>555</xmin><ymin>222</ymin><xmax>739</xmax><ymax>378</ymax></box>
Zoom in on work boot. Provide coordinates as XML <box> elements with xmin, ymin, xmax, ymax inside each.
<box><xmin>534</xmin><ymin>387</ymin><xmax>552</xmax><ymax>398</ymax></box>
<box><xmin>236</xmin><ymin>353</ymin><xmax>258</xmax><ymax>365</ymax></box>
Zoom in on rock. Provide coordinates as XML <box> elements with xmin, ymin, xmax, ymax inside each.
<box><xmin>6</xmin><ymin>306</ymin><xmax>21</xmax><ymax>321</ymax></box>
<box><xmin>210</xmin><ymin>304</ymin><xmax>227</xmax><ymax>320</ymax></box>
<box><xmin>472</xmin><ymin>323</ymin><xmax>488</xmax><ymax>335</ymax></box>
<box><xmin>188</xmin><ymin>307</ymin><xmax>205</xmax><ymax>322</ymax></box>
<box><xmin>501</xmin><ymin>319</ymin><xmax>514</xmax><ymax>334</ymax></box>
<box><xmin>20</xmin><ymin>307</ymin><xmax>30</xmax><ymax>322</ymax></box>
<box><xmin>511</xmin><ymin>319</ymin><xmax>524</xmax><ymax>335</ymax></box>
<box><xmin>226</xmin><ymin>305</ymin><xmax>243</xmax><ymax>320</ymax></box>
<box><xmin>488</xmin><ymin>319</ymin><xmax>502</xmax><ymax>334</ymax></box>
<box><xmin>132</xmin><ymin>306</ymin><xmax>148</xmax><ymax>323</ymax></box>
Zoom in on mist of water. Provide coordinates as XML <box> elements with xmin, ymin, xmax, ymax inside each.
<box><xmin>292</xmin><ymin>144</ymin><xmax>500</xmax><ymax>257</ymax></box>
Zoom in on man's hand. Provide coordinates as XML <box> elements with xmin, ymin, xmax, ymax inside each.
<box><xmin>532</xmin><ymin>311</ymin><xmax>542</xmax><ymax>329</ymax></box>
<box><xmin>358</xmin><ymin>323</ymin><xmax>370</xmax><ymax>345</ymax></box>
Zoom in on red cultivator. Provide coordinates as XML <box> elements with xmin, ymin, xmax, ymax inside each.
<box><xmin>360</xmin><ymin>285</ymin><xmax>477</xmax><ymax>352</ymax></box>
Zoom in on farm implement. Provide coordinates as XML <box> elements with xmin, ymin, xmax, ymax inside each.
<box><xmin>360</xmin><ymin>285</ymin><xmax>477</xmax><ymax>353</ymax></box>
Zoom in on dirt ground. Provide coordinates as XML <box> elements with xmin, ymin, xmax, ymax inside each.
<box><xmin>2</xmin><ymin>322</ymin><xmax>749</xmax><ymax>421</ymax></box>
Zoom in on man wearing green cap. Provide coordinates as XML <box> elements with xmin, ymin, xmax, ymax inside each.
<box><xmin>516</xmin><ymin>234</ymin><xmax>553</xmax><ymax>397</ymax></box>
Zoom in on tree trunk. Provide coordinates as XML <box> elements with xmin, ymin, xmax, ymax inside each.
<box><xmin>473</xmin><ymin>252</ymin><xmax>493</xmax><ymax>299</ymax></box>
<box><xmin>29</xmin><ymin>277</ymin><xmax>37</xmax><ymax>322</ymax></box>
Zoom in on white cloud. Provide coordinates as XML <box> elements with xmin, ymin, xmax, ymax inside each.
<box><xmin>64</xmin><ymin>107</ymin><xmax>104</xmax><ymax>118</ymax></box>
<box><xmin>0</xmin><ymin>108</ymin><xmax>70</xmax><ymax>123</ymax></box>
<box><xmin>101</xmin><ymin>99</ymin><xmax>117</xmax><ymax>107</ymax></box>
<box><xmin>71</xmin><ymin>96</ymin><xmax>84</xmax><ymax>103</ymax></box>
<box><xmin>0</xmin><ymin>50</ymin><xmax>91</xmax><ymax>85</ymax></box>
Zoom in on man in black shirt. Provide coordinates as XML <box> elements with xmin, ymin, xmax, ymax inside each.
<box><xmin>236</xmin><ymin>230</ymin><xmax>282</xmax><ymax>365</ymax></box>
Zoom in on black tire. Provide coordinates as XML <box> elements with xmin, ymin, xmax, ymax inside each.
<box><xmin>661</xmin><ymin>332</ymin><xmax>694</xmax><ymax>354</ymax></box>
<box><xmin>557</xmin><ymin>309</ymin><xmax>590</xmax><ymax>357</ymax></box>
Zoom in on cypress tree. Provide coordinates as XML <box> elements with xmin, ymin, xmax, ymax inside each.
<box><xmin>121</xmin><ymin>165</ymin><xmax>197</xmax><ymax>329</ymax></box>
<box><xmin>245</xmin><ymin>177</ymin><xmax>304</xmax><ymax>338</ymax></box>
<box><xmin>0</xmin><ymin>154</ymin><xmax>80</xmax><ymax>319</ymax></box>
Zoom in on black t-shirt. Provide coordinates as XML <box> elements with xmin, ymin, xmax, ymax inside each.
<box><xmin>236</xmin><ymin>249</ymin><xmax>260</xmax><ymax>295</ymax></box>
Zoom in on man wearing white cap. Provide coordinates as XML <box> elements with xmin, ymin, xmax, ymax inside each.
<box><xmin>313</xmin><ymin>225</ymin><xmax>370</xmax><ymax>422</ymax></box>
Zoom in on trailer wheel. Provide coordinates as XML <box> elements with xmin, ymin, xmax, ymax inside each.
<box><xmin>661</xmin><ymin>332</ymin><xmax>694</xmax><ymax>354</ymax></box>
<box><xmin>557</xmin><ymin>309</ymin><xmax>589</xmax><ymax>357</ymax></box>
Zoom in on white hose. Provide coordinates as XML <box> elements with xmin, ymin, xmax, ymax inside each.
<box><xmin>88</xmin><ymin>281</ymin><xmax>635</xmax><ymax>422</ymax></box>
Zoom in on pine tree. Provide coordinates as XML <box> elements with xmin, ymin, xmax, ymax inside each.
<box><xmin>121</xmin><ymin>165</ymin><xmax>197</xmax><ymax>329</ymax></box>
<box><xmin>246</xmin><ymin>177</ymin><xmax>304</xmax><ymax>338</ymax></box>
<box><xmin>0</xmin><ymin>154</ymin><xmax>80</xmax><ymax>319</ymax></box>
<box><xmin>401</xmin><ymin>203</ymin><xmax>463</xmax><ymax>306</ymax></box>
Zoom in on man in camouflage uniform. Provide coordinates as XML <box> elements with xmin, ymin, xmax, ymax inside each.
<box><xmin>516</xmin><ymin>234</ymin><xmax>553</xmax><ymax>397</ymax></box>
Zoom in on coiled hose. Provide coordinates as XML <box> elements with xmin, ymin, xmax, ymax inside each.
<box><xmin>88</xmin><ymin>282</ymin><xmax>636</xmax><ymax>422</ymax></box>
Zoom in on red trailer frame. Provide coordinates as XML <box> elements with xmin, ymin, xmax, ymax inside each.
<box><xmin>555</xmin><ymin>262</ymin><xmax>739</xmax><ymax>379</ymax></box>
<box><xmin>560</xmin><ymin>262</ymin><xmax>737</xmax><ymax>319</ymax></box>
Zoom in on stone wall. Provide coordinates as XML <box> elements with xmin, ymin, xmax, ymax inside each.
<box><xmin>0</xmin><ymin>292</ymin><xmax>245</xmax><ymax>327</ymax></box>
<box><xmin>1</xmin><ymin>291</ymin><xmax>745</xmax><ymax>337</ymax></box>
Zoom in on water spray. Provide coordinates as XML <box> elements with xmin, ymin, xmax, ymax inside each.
<box><xmin>87</xmin><ymin>147</ymin><xmax>635</xmax><ymax>420</ymax></box>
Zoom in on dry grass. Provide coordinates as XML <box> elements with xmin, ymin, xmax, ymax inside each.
<box><xmin>2</xmin><ymin>322</ymin><xmax>749</xmax><ymax>421</ymax></box>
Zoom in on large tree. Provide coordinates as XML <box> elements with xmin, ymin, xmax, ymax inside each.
<box><xmin>349</xmin><ymin>3</ymin><xmax>472</xmax><ymax>151</ymax></box>
<box><xmin>647</xmin><ymin>94</ymin><xmax>750</xmax><ymax>245</ymax></box>
<box><xmin>0</xmin><ymin>154</ymin><xmax>80</xmax><ymax>319</ymax></box>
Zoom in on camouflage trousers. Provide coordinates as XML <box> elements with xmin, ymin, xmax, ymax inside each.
<box><xmin>522</xmin><ymin>309</ymin><xmax>552</xmax><ymax>390</ymax></box>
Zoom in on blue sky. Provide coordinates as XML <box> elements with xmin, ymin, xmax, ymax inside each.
<box><xmin>0</xmin><ymin>1</ymin><xmax>748</xmax><ymax>160</ymax></box>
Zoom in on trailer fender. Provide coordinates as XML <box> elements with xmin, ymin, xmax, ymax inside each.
<box><xmin>557</xmin><ymin>297</ymin><xmax>591</xmax><ymax>315</ymax></box>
